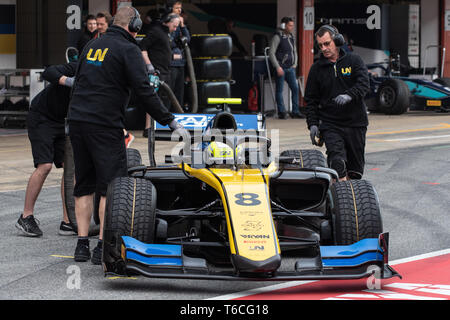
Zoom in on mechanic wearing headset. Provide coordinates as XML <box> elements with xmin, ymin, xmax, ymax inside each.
<box><xmin>16</xmin><ymin>62</ymin><xmax>77</xmax><ymax>238</ymax></box>
<box><xmin>68</xmin><ymin>6</ymin><xmax>184</xmax><ymax>264</ymax></box>
<box><xmin>269</xmin><ymin>16</ymin><xmax>303</xmax><ymax>119</ymax></box>
<box><xmin>304</xmin><ymin>25</ymin><xmax>370</xmax><ymax>181</ymax></box>
<box><xmin>140</xmin><ymin>12</ymin><xmax>181</xmax><ymax>136</ymax></box>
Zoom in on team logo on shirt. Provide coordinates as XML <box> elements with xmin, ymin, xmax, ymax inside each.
<box><xmin>341</xmin><ymin>67</ymin><xmax>352</xmax><ymax>76</ymax></box>
<box><xmin>86</xmin><ymin>48</ymin><xmax>109</xmax><ymax>66</ymax></box>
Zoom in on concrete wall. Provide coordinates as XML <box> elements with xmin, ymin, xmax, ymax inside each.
<box><xmin>420</xmin><ymin>0</ymin><xmax>440</xmax><ymax>71</ymax></box>
<box><xmin>88</xmin><ymin>0</ymin><xmax>109</xmax><ymax>15</ymax></box>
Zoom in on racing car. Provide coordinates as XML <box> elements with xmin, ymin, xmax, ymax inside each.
<box><xmin>366</xmin><ymin>57</ymin><xmax>450</xmax><ymax>115</ymax></box>
<box><xmin>102</xmin><ymin>99</ymin><xmax>401</xmax><ymax>281</ymax></box>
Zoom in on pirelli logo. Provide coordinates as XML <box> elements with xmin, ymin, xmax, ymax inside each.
<box><xmin>427</xmin><ymin>100</ymin><xmax>442</xmax><ymax>107</ymax></box>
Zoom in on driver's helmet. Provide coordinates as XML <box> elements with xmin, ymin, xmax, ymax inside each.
<box><xmin>205</xmin><ymin>141</ymin><xmax>244</xmax><ymax>165</ymax></box>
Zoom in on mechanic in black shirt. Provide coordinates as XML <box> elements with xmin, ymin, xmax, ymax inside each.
<box><xmin>68</xmin><ymin>6</ymin><xmax>184</xmax><ymax>264</ymax></box>
<box><xmin>76</xmin><ymin>14</ymin><xmax>98</xmax><ymax>53</ymax></box>
<box><xmin>139</xmin><ymin>13</ymin><xmax>181</xmax><ymax>135</ymax></box>
<box><xmin>16</xmin><ymin>62</ymin><xmax>77</xmax><ymax>238</ymax></box>
<box><xmin>304</xmin><ymin>25</ymin><xmax>370</xmax><ymax>181</ymax></box>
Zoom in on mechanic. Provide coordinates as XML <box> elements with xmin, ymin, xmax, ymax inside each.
<box><xmin>304</xmin><ymin>25</ymin><xmax>370</xmax><ymax>181</ymax></box>
<box><xmin>16</xmin><ymin>62</ymin><xmax>77</xmax><ymax>237</ymax></box>
<box><xmin>92</xmin><ymin>11</ymin><xmax>135</xmax><ymax>146</ymax></box>
<box><xmin>269</xmin><ymin>16</ymin><xmax>303</xmax><ymax>119</ymax></box>
<box><xmin>67</xmin><ymin>6</ymin><xmax>185</xmax><ymax>264</ymax></box>
<box><xmin>76</xmin><ymin>14</ymin><xmax>97</xmax><ymax>53</ymax></box>
<box><xmin>167</xmin><ymin>0</ymin><xmax>190</xmax><ymax>110</ymax></box>
<box><xmin>140</xmin><ymin>12</ymin><xmax>181</xmax><ymax>137</ymax></box>
<box><xmin>95</xmin><ymin>12</ymin><xmax>112</xmax><ymax>37</ymax></box>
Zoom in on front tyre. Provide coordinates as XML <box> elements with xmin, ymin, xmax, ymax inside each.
<box><xmin>330</xmin><ymin>180</ymin><xmax>383</xmax><ymax>245</ymax></box>
<box><xmin>102</xmin><ymin>177</ymin><xmax>157</xmax><ymax>274</ymax></box>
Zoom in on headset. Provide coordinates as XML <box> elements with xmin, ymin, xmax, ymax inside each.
<box><xmin>315</xmin><ymin>24</ymin><xmax>345</xmax><ymax>47</ymax></box>
<box><xmin>129</xmin><ymin>7</ymin><xmax>143</xmax><ymax>33</ymax></box>
<box><xmin>280</xmin><ymin>16</ymin><xmax>293</xmax><ymax>30</ymax></box>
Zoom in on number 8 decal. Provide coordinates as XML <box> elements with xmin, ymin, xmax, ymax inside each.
<box><xmin>234</xmin><ymin>193</ymin><xmax>261</xmax><ymax>206</ymax></box>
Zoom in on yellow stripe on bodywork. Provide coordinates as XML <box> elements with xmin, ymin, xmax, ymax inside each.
<box><xmin>183</xmin><ymin>165</ymin><xmax>280</xmax><ymax>261</ymax></box>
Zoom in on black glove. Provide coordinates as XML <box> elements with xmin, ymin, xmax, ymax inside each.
<box><xmin>334</xmin><ymin>94</ymin><xmax>352</xmax><ymax>106</ymax></box>
<box><xmin>309</xmin><ymin>125</ymin><xmax>320</xmax><ymax>146</ymax></box>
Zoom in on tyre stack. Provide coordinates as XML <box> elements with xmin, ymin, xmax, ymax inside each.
<box><xmin>189</xmin><ymin>34</ymin><xmax>233</xmax><ymax>113</ymax></box>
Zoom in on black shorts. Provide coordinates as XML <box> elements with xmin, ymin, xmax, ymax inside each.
<box><xmin>27</xmin><ymin>110</ymin><xmax>65</xmax><ymax>168</ymax></box>
<box><xmin>69</xmin><ymin>121</ymin><xmax>127</xmax><ymax>197</ymax></box>
<box><xmin>321</xmin><ymin>125</ymin><xmax>367</xmax><ymax>179</ymax></box>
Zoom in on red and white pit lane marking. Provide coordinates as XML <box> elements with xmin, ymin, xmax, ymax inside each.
<box><xmin>208</xmin><ymin>249</ymin><xmax>450</xmax><ymax>300</ymax></box>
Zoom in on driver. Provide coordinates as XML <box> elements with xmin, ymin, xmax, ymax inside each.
<box><xmin>304</xmin><ymin>25</ymin><xmax>370</xmax><ymax>181</ymax></box>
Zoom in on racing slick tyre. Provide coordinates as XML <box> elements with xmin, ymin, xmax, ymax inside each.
<box><xmin>190</xmin><ymin>34</ymin><xmax>232</xmax><ymax>58</ymax></box>
<box><xmin>329</xmin><ymin>180</ymin><xmax>383</xmax><ymax>245</ymax></box>
<box><xmin>377</xmin><ymin>79</ymin><xmax>410</xmax><ymax>115</ymax></box>
<box><xmin>433</xmin><ymin>77</ymin><xmax>450</xmax><ymax>87</ymax></box>
<box><xmin>193</xmin><ymin>58</ymin><xmax>232</xmax><ymax>81</ymax></box>
<box><xmin>103</xmin><ymin>177</ymin><xmax>157</xmax><ymax>274</ymax></box>
<box><xmin>280</xmin><ymin>149</ymin><xmax>327</xmax><ymax>169</ymax></box>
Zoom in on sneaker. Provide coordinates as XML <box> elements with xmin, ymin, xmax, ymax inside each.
<box><xmin>74</xmin><ymin>241</ymin><xmax>91</xmax><ymax>262</ymax></box>
<box><xmin>58</xmin><ymin>221</ymin><xmax>77</xmax><ymax>236</ymax></box>
<box><xmin>124</xmin><ymin>132</ymin><xmax>135</xmax><ymax>148</ymax></box>
<box><xmin>16</xmin><ymin>214</ymin><xmax>43</xmax><ymax>237</ymax></box>
<box><xmin>291</xmin><ymin>112</ymin><xmax>305</xmax><ymax>119</ymax></box>
<box><xmin>91</xmin><ymin>245</ymin><xmax>102</xmax><ymax>265</ymax></box>
<box><xmin>278</xmin><ymin>112</ymin><xmax>288</xmax><ymax>119</ymax></box>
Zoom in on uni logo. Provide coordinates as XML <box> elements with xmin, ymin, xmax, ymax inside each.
<box><xmin>86</xmin><ymin>48</ymin><xmax>109</xmax><ymax>66</ymax></box>
<box><xmin>341</xmin><ymin>67</ymin><xmax>352</xmax><ymax>76</ymax></box>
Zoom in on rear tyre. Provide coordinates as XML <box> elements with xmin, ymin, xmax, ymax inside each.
<box><xmin>126</xmin><ymin>148</ymin><xmax>142</xmax><ymax>168</ymax></box>
<box><xmin>280</xmin><ymin>149</ymin><xmax>327</xmax><ymax>169</ymax></box>
<box><xmin>377</xmin><ymin>79</ymin><xmax>410</xmax><ymax>115</ymax></box>
<box><xmin>329</xmin><ymin>180</ymin><xmax>383</xmax><ymax>245</ymax></box>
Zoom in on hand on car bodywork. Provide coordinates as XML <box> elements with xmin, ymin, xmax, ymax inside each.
<box><xmin>169</xmin><ymin>119</ymin><xmax>190</xmax><ymax>140</ymax></box>
<box><xmin>334</xmin><ymin>94</ymin><xmax>352</xmax><ymax>106</ymax></box>
<box><xmin>309</xmin><ymin>125</ymin><xmax>320</xmax><ymax>146</ymax></box>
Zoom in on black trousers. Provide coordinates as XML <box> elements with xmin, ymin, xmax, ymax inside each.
<box><xmin>321</xmin><ymin>125</ymin><xmax>367</xmax><ymax>179</ymax></box>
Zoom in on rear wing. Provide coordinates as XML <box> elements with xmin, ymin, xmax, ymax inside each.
<box><xmin>154</xmin><ymin>113</ymin><xmax>266</xmax><ymax>141</ymax></box>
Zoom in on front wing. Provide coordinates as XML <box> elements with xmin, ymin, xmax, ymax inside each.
<box><xmin>104</xmin><ymin>233</ymin><xmax>401</xmax><ymax>281</ymax></box>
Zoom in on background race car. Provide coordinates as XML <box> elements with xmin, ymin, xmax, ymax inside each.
<box><xmin>365</xmin><ymin>53</ymin><xmax>450</xmax><ymax>115</ymax></box>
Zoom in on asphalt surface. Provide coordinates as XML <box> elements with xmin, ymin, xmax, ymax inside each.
<box><xmin>1</xmin><ymin>112</ymin><xmax>450</xmax><ymax>300</ymax></box>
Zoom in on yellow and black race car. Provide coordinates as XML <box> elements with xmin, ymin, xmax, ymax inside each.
<box><xmin>102</xmin><ymin>100</ymin><xmax>400</xmax><ymax>281</ymax></box>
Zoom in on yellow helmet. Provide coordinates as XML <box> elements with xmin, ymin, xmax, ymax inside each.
<box><xmin>206</xmin><ymin>141</ymin><xmax>233</xmax><ymax>162</ymax></box>
<box><xmin>205</xmin><ymin>141</ymin><xmax>245</xmax><ymax>165</ymax></box>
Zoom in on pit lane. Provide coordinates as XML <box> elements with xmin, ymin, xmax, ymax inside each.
<box><xmin>1</xmin><ymin>111</ymin><xmax>449</xmax><ymax>299</ymax></box>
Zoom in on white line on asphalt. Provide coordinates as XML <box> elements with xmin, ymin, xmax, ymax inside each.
<box><xmin>381</xmin><ymin>134</ymin><xmax>450</xmax><ymax>142</ymax></box>
<box><xmin>206</xmin><ymin>248</ymin><xmax>450</xmax><ymax>300</ymax></box>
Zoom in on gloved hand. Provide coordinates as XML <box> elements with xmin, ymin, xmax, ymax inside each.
<box><xmin>309</xmin><ymin>125</ymin><xmax>320</xmax><ymax>146</ymax></box>
<box><xmin>146</xmin><ymin>63</ymin><xmax>155</xmax><ymax>75</ymax></box>
<box><xmin>63</xmin><ymin>76</ymin><xmax>75</xmax><ymax>87</ymax></box>
<box><xmin>148</xmin><ymin>74</ymin><xmax>160</xmax><ymax>92</ymax></box>
<box><xmin>169</xmin><ymin>119</ymin><xmax>190</xmax><ymax>141</ymax></box>
<box><xmin>334</xmin><ymin>94</ymin><xmax>352</xmax><ymax>106</ymax></box>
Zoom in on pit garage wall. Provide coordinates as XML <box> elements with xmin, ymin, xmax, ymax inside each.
<box><xmin>442</xmin><ymin>0</ymin><xmax>450</xmax><ymax>77</ymax></box>
<box><xmin>420</xmin><ymin>0</ymin><xmax>439</xmax><ymax>71</ymax></box>
<box><xmin>0</xmin><ymin>0</ymin><xmax>16</xmax><ymax>68</ymax></box>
